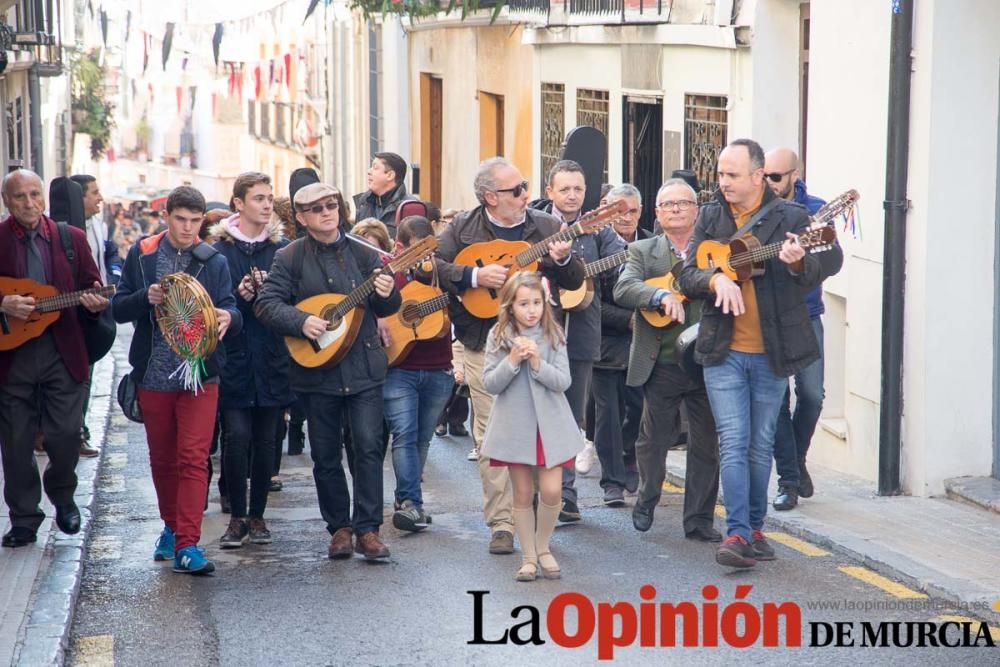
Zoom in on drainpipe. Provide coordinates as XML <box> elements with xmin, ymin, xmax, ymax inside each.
<box><xmin>878</xmin><ymin>0</ymin><xmax>914</xmax><ymax>496</ymax></box>
<box><xmin>29</xmin><ymin>64</ymin><xmax>43</xmax><ymax>179</ymax></box>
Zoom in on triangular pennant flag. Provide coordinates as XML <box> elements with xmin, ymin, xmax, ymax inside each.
<box><xmin>162</xmin><ymin>23</ymin><xmax>175</xmax><ymax>71</ymax></box>
<box><xmin>303</xmin><ymin>0</ymin><xmax>321</xmax><ymax>25</ymax></box>
<box><xmin>99</xmin><ymin>9</ymin><xmax>108</xmax><ymax>47</ymax></box>
<box><xmin>212</xmin><ymin>23</ymin><xmax>224</xmax><ymax>67</ymax></box>
<box><xmin>125</xmin><ymin>10</ymin><xmax>131</xmax><ymax>42</ymax></box>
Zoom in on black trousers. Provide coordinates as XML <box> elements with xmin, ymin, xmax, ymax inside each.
<box><xmin>222</xmin><ymin>407</ymin><xmax>282</xmax><ymax>518</ymax></box>
<box><xmin>0</xmin><ymin>334</ymin><xmax>84</xmax><ymax>531</ymax></box>
<box><xmin>592</xmin><ymin>367</ymin><xmax>642</xmax><ymax>489</ymax></box>
<box><xmin>436</xmin><ymin>384</ymin><xmax>469</xmax><ymax>429</ymax></box>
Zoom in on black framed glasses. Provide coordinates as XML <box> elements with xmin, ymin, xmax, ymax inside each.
<box><xmin>765</xmin><ymin>169</ymin><xmax>795</xmax><ymax>183</ymax></box>
<box><xmin>495</xmin><ymin>180</ymin><xmax>529</xmax><ymax>198</ymax></box>
<box><xmin>655</xmin><ymin>200</ymin><xmax>696</xmax><ymax>211</ymax></box>
<box><xmin>300</xmin><ymin>199</ymin><xmax>339</xmax><ymax>215</ymax></box>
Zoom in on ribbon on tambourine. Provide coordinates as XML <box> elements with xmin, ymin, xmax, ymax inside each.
<box><xmin>155</xmin><ymin>272</ymin><xmax>219</xmax><ymax>393</ymax></box>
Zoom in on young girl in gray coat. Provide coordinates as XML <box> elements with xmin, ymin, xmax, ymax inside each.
<box><xmin>482</xmin><ymin>272</ymin><xmax>584</xmax><ymax>582</ymax></box>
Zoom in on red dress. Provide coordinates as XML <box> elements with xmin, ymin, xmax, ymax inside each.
<box><xmin>489</xmin><ymin>429</ymin><xmax>574</xmax><ymax>468</ymax></box>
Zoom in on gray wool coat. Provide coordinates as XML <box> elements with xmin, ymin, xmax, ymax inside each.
<box><xmin>480</xmin><ymin>324</ymin><xmax>584</xmax><ymax>468</ymax></box>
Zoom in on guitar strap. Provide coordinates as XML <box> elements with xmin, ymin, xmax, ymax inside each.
<box><xmin>726</xmin><ymin>198</ymin><xmax>782</xmax><ymax>242</ymax></box>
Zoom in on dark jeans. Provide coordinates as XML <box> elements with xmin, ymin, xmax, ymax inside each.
<box><xmin>773</xmin><ymin>317</ymin><xmax>825</xmax><ymax>489</ymax></box>
<box><xmin>222</xmin><ymin>407</ymin><xmax>282</xmax><ymax>518</ymax></box>
<box><xmin>635</xmin><ymin>362</ymin><xmax>719</xmax><ymax>534</ymax></box>
<box><xmin>561</xmin><ymin>359</ymin><xmax>593</xmax><ymax>504</ymax></box>
<box><xmin>0</xmin><ymin>334</ymin><xmax>84</xmax><ymax>531</ymax></box>
<box><xmin>592</xmin><ymin>367</ymin><xmax>641</xmax><ymax>490</ymax></box>
<box><xmin>304</xmin><ymin>388</ymin><xmax>385</xmax><ymax>536</ymax></box>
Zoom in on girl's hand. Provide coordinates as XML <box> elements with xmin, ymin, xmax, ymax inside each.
<box><xmin>522</xmin><ymin>340</ymin><xmax>541</xmax><ymax>371</ymax></box>
<box><xmin>508</xmin><ymin>344</ymin><xmax>524</xmax><ymax>368</ymax></box>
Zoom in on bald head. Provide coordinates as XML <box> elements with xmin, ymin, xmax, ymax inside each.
<box><xmin>764</xmin><ymin>148</ymin><xmax>799</xmax><ymax>200</ymax></box>
<box><xmin>2</xmin><ymin>169</ymin><xmax>45</xmax><ymax>229</ymax></box>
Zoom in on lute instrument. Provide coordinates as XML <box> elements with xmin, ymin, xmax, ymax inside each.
<box><xmin>695</xmin><ymin>189</ymin><xmax>857</xmax><ymax>281</ymax></box>
<box><xmin>558</xmin><ymin>250</ymin><xmax>629</xmax><ymax>312</ymax></box>
<box><xmin>638</xmin><ymin>266</ymin><xmax>688</xmax><ymax>328</ymax></box>
<box><xmin>384</xmin><ymin>281</ymin><xmax>451</xmax><ymax>367</ymax></box>
<box><xmin>285</xmin><ymin>236</ymin><xmax>438</xmax><ymax>369</ymax></box>
<box><xmin>0</xmin><ymin>277</ymin><xmax>115</xmax><ymax>351</ymax></box>
<box><xmin>453</xmin><ymin>199</ymin><xmax>628</xmax><ymax>319</ymax></box>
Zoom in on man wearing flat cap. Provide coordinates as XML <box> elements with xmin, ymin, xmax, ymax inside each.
<box><xmin>255</xmin><ymin>182</ymin><xmax>401</xmax><ymax>561</ymax></box>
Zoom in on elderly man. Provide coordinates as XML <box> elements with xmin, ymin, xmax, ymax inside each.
<box><xmin>763</xmin><ymin>148</ymin><xmax>843</xmax><ymax>511</ymax></box>
<box><xmin>614</xmin><ymin>178</ymin><xmax>721</xmax><ymax>541</ymax></box>
<box><xmin>433</xmin><ymin>157</ymin><xmax>584</xmax><ymax>555</ymax></box>
<box><xmin>0</xmin><ymin>169</ymin><xmax>108</xmax><ymax>547</ymax></box>
<box><xmin>678</xmin><ymin>139</ymin><xmax>831</xmax><ymax>569</ymax></box>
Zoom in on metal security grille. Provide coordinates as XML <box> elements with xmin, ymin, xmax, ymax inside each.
<box><xmin>577</xmin><ymin>88</ymin><xmax>609</xmax><ymax>182</ymax></box>
<box><xmin>684</xmin><ymin>94</ymin><xmax>727</xmax><ymax>194</ymax></box>
<box><xmin>540</xmin><ymin>82</ymin><xmax>565</xmax><ymax>188</ymax></box>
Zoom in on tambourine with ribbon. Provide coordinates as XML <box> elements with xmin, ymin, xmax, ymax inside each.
<box><xmin>155</xmin><ymin>272</ymin><xmax>219</xmax><ymax>393</ymax></box>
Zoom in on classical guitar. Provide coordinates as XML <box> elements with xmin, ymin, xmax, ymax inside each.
<box><xmin>559</xmin><ymin>250</ymin><xmax>629</xmax><ymax>312</ymax></box>
<box><xmin>384</xmin><ymin>281</ymin><xmax>451</xmax><ymax>367</ymax></box>
<box><xmin>0</xmin><ymin>278</ymin><xmax>115</xmax><ymax>351</ymax></box>
<box><xmin>638</xmin><ymin>268</ymin><xmax>688</xmax><ymax>328</ymax></box>
<box><xmin>696</xmin><ymin>189</ymin><xmax>857</xmax><ymax>281</ymax></box>
<box><xmin>285</xmin><ymin>236</ymin><xmax>438</xmax><ymax>369</ymax></box>
<box><xmin>453</xmin><ymin>199</ymin><xmax>629</xmax><ymax>319</ymax></box>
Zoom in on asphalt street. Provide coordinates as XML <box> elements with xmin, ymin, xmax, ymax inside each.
<box><xmin>65</xmin><ymin>364</ymin><xmax>998</xmax><ymax>666</ymax></box>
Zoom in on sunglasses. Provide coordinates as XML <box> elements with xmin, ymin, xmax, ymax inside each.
<box><xmin>300</xmin><ymin>199</ymin><xmax>339</xmax><ymax>215</ymax></box>
<box><xmin>765</xmin><ymin>169</ymin><xmax>795</xmax><ymax>183</ymax></box>
<box><xmin>495</xmin><ymin>180</ymin><xmax>530</xmax><ymax>198</ymax></box>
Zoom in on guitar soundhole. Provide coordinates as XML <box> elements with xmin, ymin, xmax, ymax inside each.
<box><xmin>401</xmin><ymin>303</ymin><xmax>422</xmax><ymax>327</ymax></box>
<box><xmin>320</xmin><ymin>305</ymin><xmax>341</xmax><ymax>330</ymax></box>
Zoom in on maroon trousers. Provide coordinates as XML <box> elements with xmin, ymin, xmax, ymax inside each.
<box><xmin>137</xmin><ymin>385</ymin><xmax>218</xmax><ymax>550</ymax></box>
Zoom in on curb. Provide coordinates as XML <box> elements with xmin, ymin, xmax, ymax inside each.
<box><xmin>13</xmin><ymin>347</ymin><xmax>117</xmax><ymax>666</ymax></box>
<box><xmin>662</xmin><ymin>465</ymin><xmax>1000</xmax><ymax>627</ymax></box>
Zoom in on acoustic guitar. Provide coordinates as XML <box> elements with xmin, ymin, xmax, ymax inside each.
<box><xmin>696</xmin><ymin>189</ymin><xmax>857</xmax><ymax>281</ymax></box>
<box><xmin>285</xmin><ymin>236</ymin><xmax>438</xmax><ymax>369</ymax></box>
<box><xmin>384</xmin><ymin>281</ymin><xmax>450</xmax><ymax>367</ymax></box>
<box><xmin>453</xmin><ymin>199</ymin><xmax>629</xmax><ymax>319</ymax></box>
<box><xmin>559</xmin><ymin>250</ymin><xmax>629</xmax><ymax>312</ymax></box>
<box><xmin>638</xmin><ymin>269</ymin><xmax>688</xmax><ymax>328</ymax></box>
<box><xmin>0</xmin><ymin>277</ymin><xmax>115</xmax><ymax>351</ymax></box>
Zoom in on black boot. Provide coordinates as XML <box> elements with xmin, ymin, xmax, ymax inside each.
<box><xmin>287</xmin><ymin>422</ymin><xmax>305</xmax><ymax>455</ymax></box>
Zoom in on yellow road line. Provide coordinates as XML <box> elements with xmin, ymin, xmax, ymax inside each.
<box><xmin>73</xmin><ymin>635</ymin><xmax>114</xmax><ymax>666</ymax></box>
<box><xmin>838</xmin><ymin>566</ymin><xmax>927</xmax><ymax>599</ymax></box>
<box><xmin>661</xmin><ymin>481</ymin><xmax>684</xmax><ymax>494</ymax></box>
<box><xmin>714</xmin><ymin>505</ymin><xmax>727</xmax><ymax>519</ymax></box>
<box><xmin>765</xmin><ymin>531</ymin><xmax>830</xmax><ymax>557</ymax></box>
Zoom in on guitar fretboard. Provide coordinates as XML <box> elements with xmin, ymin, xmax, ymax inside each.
<box><xmin>730</xmin><ymin>231</ymin><xmax>829</xmax><ymax>268</ymax></box>
<box><xmin>401</xmin><ymin>293</ymin><xmax>450</xmax><ymax>321</ymax></box>
<box><xmin>516</xmin><ymin>225</ymin><xmax>583</xmax><ymax>266</ymax></box>
<box><xmin>37</xmin><ymin>286</ymin><xmax>116</xmax><ymax>313</ymax></box>
<box><xmin>329</xmin><ymin>240</ymin><xmax>436</xmax><ymax>321</ymax></box>
<box><xmin>584</xmin><ymin>251</ymin><xmax>629</xmax><ymax>278</ymax></box>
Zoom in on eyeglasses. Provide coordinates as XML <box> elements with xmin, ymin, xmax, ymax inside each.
<box><xmin>300</xmin><ymin>199</ymin><xmax>339</xmax><ymax>215</ymax></box>
<box><xmin>495</xmin><ymin>180</ymin><xmax>530</xmax><ymax>198</ymax></box>
<box><xmin>765</xmin><ymin>169</ymin><xmax>795</xmax><ymax>183</ymax></box>
<box><xmin>655</xmin><ymin>200</ymin><xmax>696</xmax><ymax>211</ymax></box>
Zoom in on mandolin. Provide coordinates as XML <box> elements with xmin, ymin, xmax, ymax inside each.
<box><xmin>696</xmin><ymin>189</ymin><xmax>857</xmax><ymax>281</ymax></box>
<box><xmin>0</xmin><ymin>278</ymin><xmax>115</xmax><ymax>351</ymax></box>
<box><xmin>285</xmin><ymin>236</ymin><xmax>438</xmax><ymax>369</ymax></box>
<box><xmin>384</xmin><ymin>281</ymin><xmax>451</xmax><ymax>367</ymax></box>
<box><xmin>453</xmin><ymin>199</ymin><xmax>629</xmax><ymax>319</ymax></box>
<box><xmin>559</xmin><ymin>250</ymin><xmax>629</xmax><ymax>312</ymax></box>
<box><xmin>638</xmin><ymin>268</ymin><xmax>688</xmax><ymax>328</ymax></box>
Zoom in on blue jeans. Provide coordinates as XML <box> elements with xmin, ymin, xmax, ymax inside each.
<box><xmin>773</xmin><ymin>317</ymin><xmax>824</xmax><ymax>489</ymax></box>
<box><xmin>704</xmin><ymin>351</ymin><xmax>788</xmax><ymax>542</ymax></box>
<box><xmin>383</xmin><ymin>368</ymin><xmax>454</xmax><ymax>508</ymax></box>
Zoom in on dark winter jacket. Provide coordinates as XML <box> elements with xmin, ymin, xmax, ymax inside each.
<box><xmin>112</xmin><ymin>231</ymin><xmax>243</xmax><ymax>386</ymax></box>
<box><xmin>352</xmin><ymin>182</ymin><xmax>417</xmax><ymax>239</ymax></box>
<box><xmin>677</xmin><ymin>188</ymin><xmax>838</xmax><ymax>378</ymax></box>
<box><xmin>211</xmin><ymin>215</ymin><xmax>293</xmax><ymax>409</ymax></box>
<box><xmin>253</xmin><ymin>232</ymin><xmax>401</xmax><ymax>396</ymax></box>
<box><xmin>595</xmin><ymin>226</ymin><xmax>652</xmax><ymax>371</ymax></box>
<box><xmin>791</xmin><ymin>179</ymin><xmax>832</xmax><ymax>319</ymax></box>
<box><xmin>433</xmin><ymin>205</ymin><xmax>586</xmax><ymax>353</ymax></box>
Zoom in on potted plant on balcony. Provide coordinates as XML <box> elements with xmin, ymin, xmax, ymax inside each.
<box><xmin>70</xmin><ymin>50</ymin><xmax>115</xmax><ymax>159</ymax></box>
<box><xmin>350</xmin><ymin>0</ymin><xmax>504</xmax><ymax>22</ymax></box>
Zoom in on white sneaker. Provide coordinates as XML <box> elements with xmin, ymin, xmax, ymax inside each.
<box><xmin>466</xmin><ymin>448</ymin><xmax>478</xmax><ymax>461</ymax></box>
<box><xmin>576</xmin><ymin>440</ymin><xmax>597</xmax><ymax>476</ymax></box>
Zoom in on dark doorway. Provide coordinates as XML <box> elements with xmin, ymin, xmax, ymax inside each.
<box><xmin>623</xmin><ymin>97</ymin><xmax>663</xmax><ymax>234</ymax></box>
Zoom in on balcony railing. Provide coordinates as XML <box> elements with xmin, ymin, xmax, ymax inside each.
<box><xmin>508</xmin><ymin>0</ymin><xmax>671</xmax><ymax>25</ymax></box>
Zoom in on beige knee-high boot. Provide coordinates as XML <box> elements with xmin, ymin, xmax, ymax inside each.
<box><xmin>512</xmin><ymin>507</ymin><xmax>538</xmax><ymax>581</ymax></box>
<box><xmin>536</xmin><ymin>501</ymin><xmax>561</xmax><ymax>579</ymax></box>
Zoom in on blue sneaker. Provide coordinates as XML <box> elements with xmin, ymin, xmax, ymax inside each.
<box><xmin>153</xmin><ymin>526</ymin><xmax>175</xmax><ymax>561</ymax></box>
<box><xmin>173</xmin><ymin>545</ymin><xmax>215</xmax><ymax>575</ymax></box>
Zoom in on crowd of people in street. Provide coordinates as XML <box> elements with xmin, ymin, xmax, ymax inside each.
<box><xmin>0</xmin><ymin>140</ymin><xmax>842</xmax><ymax>581</ymax></box>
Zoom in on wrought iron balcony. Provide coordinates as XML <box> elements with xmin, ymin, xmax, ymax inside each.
<box><xmin>508</xmin><ymin>0</ymin><xmax>671</xmax><ymax>25</ymax></box>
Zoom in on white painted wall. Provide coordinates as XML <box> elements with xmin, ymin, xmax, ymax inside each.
<box><xmin>379</xmin><ymin>17</ymin><xmax>413</xmax><ymax>177</ymax></box>
<box><xmin>748</xmin><ymin>0</ymin><xmax>802</xmax><ymax>150</ymax></box>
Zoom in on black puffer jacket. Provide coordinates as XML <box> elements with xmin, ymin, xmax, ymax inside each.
<box><xmin>677</xmin><ymin>188</ymin><xmax>840</xmax><ymax>377</ymax></box>
<box><xmin>254</xmin><ymin>233</ymin><xmax>401</xmax><ymax>396</ymax></box>
<box><xmin>352</xmin><ymin>183</ymin><xmax>417</xmax><ymax>239</ymax></box>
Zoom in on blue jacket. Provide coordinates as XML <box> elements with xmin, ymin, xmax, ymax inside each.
<box><xmin>211</xmin><ymin>216</ymin><xmax>293</xmax><ymax>409</ymax></box>
<box><xmin>794</xmin><ymin>179</ymin><xmax>829</xmax><ymax>318</ymax></box>
<box><xmin>112</xmin><ymin>231</ymin><xmax>243</xmax><ymax>385</ymax></box>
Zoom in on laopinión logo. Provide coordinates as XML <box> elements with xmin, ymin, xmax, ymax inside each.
<box><xmin>467</xmin><ymin>586</ymin><xmax>995</xmax><ymax>660</ymax></box>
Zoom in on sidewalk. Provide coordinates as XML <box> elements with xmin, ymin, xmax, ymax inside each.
<box><xmin>0</xmin><ymin>346</ymin><xmax>117</xmax><ymax>666</ymax></box>
<box><xmin>664</xmin><ymin>450</ymin><xmax>1000</xmax><ymax>625</ymax></box>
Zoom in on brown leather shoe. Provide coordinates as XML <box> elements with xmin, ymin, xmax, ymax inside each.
<box><xmin>354</xmin><ymin>531</ymin><xmax>390</xmax><ymax>560</ymax></box>
<box><xmin>79</xmin><ymin>441</ymin><xmax>100</xmax><ymax>458</ymax></box>
<box><xmin>328</xmin><ymin>528</ymin><xmax>353</xmax><ymax>559</ymax></box>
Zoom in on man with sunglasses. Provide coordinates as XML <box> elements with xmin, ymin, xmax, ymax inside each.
<box><xmin>255</xmin><ymin>183</ymin><xmax>401</xmax><ymax>562</ymax></box>
<box><xmin>763</xmin><ymin>147</ymin><xmax>843</xmax><ymax>512</ymax></box>
<box><xmin>433</xmin><ymin>157</ymin><xmax>585</xmax><ymax>556</ymax></box>
<box><xmin>530</xmin><ymin>160</ymin><xmax>626</xmax><ymax>519</ymax></box>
